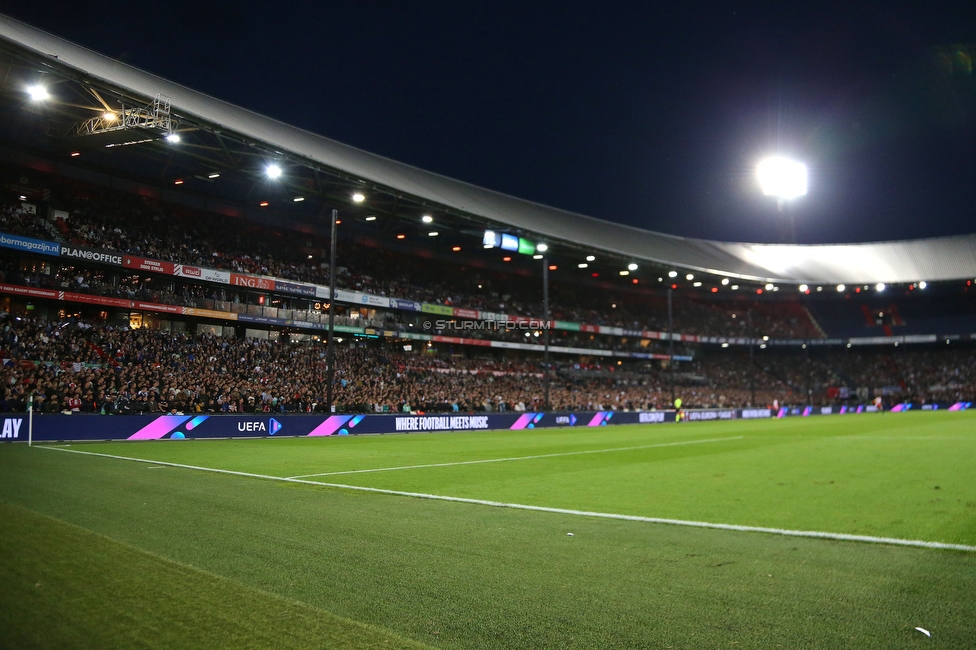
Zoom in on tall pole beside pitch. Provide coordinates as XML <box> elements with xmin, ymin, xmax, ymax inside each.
<box><xmin>28</xmin><ymin>393</ymin><xmax>33</xmax><ymax>446</ymax></box>
<box><xmin>542</xmin><ymin>256</ymin><xmax>550</xmax><ymax>411</ymax></box>
<box><xmin>747</xmin><ymin>310</ymin><xmax>756</xmax><ymax>406</ymax></box>
<box><xmin>326</xmin><ymin>208</ymin><xmax>337</xmax><ymax>414</ymax></box>
<box><xmin>667</xmin><ymin>287</ymin><xmax>675</xmax><ymax>406</ymax></box>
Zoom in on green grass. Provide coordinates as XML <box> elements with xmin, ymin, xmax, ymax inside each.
<box><xmin>0</xmin><ymin>502</ymin><xmax>432</xmax><ymax>650</ymax></box>
<box><xmin>1</xmin><ymin>411</ymin><xmax>975</xmax><ymax>648</ymax></box>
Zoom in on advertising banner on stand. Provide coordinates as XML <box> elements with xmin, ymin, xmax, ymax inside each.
<box><xmin>123</xmin><ymin>255</ymin><xmax>176</xmax><ymax>275</ymax></box>
<box><xmin>60</xmin><ymin>245</ymin><xmax>122</xmax><ymax>266</ymax></box>
<box><xmin>174</xmin><ymin>265</ymin><xmax>231</xmax><ymax>284</ymax></box>
<box><xmin>0</xmin><ymin>232</ymin><xmax>60</xmax><ymax>257</ymax></box>
<box><xmin>229</xmin><ymin>273</ymin><xmax>276</xmax><ymax>291</ymax></box>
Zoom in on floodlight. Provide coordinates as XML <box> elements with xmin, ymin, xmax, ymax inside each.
<box><xmin>352</xmin><ymin>193</ymin><xmax>365</xmax><ymax>203</ymax></box>
<box><xmin>428</xmin><ymin>231</ymin><xmax>438</xmax><ymax>237</ymax></box>
<box><xmin>836</xmin><ymin>284</ymin><xmax>845</xmax><ymax>292</ymax></box>
<box><xmin>799</xmin><ymin>284</ymin><xmax>808</xmax><ymax>292</ymax></box>
<box><xmin>103</xmin><ymin>112</ymin><xmax>116</xmax><ymax>121</ymax></box>
<box><xmin>619</xmin><ymin>270</ymin><xmax>630</xmax><ymax>276</ymax></box>
<box><xmin>266</xmin><ymin>164</ymin><xmax>282</xmax><ymax>178</ymax></box>
<box><xmin>293</xmin><ymin>197</ymin><xmax>304</xmax><ymax>202</ymax></box>
<box><xmin>685</xmin><ymin>273</ymin><xmax>694</xmax><ymax>281</ymax></box>
<box><xmin>578</xmin><ymin>263</ymin><xmax>588</xmax><ymax>269</ymax></box>
<box><xmin>919</xmin><ymin>281</ymin><xmax>927</xmax><ymax>289</ymax></box>
<box><xmin>165</xmin><ymin>133</ymin><xmax>181</xmax><ymax>143</ymax></box>
<box><xmin>765</xmin><ymin>283</ymin><xmax>774</xmax><ymax>290</ymax></box>
<box><xmin>693</xmin><ymin>281</ymin><xmax>702</xmax><ymax>287</ymax></box>
<box><xmin>757</xmin><ymin>157</ymin><xmax>808</xmax><ymax>199</ymax></box>
<box><xmin>422</xmin><ymin>215</ymin><xmax>433</xmax><ymax>223</ymax></box>
<box><xmin>365</xmin><ymin>216</ymin><xmax>377</xmax><ymax>221</ymax></box>
<box><xmin>26</xmin><ymin>85</ymin><xmax>49</xmax><ymax>101</ymax></box>
<box><xmin>875</xmin><ymin>283</ymin><xmax>885</xmax><ymax>292</ymax></box>
<box><xmin>731</xmin><ymin>285</ymin><xmax>739</xmax><ymax>290</ymax></box>
<box><xmin>586</xmin><ymin>255</ymin><xmax>595</xmax><ymax>262</ymax></box>
<box><xmin>536</xmin><ymin>243</ymin><xmax>549</xmax><ymax>252</ymax></box>
<box><xmin>208</xmin><ymin>172</ymin><xmax>220</xmax><ymax>179</ymax></box>
<box><xmin>533</xmin><ymin>254</ymin><xmax>543</xmax><ymax>259</ymax></box>
<box><xmin>721</xmin><ymin>278</ymin><xmax>730</xmax><ymax>285</ymax></box>
<box><xmin>668</xmin><ymin>271</ymin><xmax>678</xmax><ymax>278</ymax></box>
<box><xmin>628</xmin><ymin>263</ymin><xmax>638</xmax><ymax>271</ymax></box>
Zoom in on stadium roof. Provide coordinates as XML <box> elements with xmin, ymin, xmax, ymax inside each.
<box><xmin>1</xmin><ymin>13</ymin><xmax>974</xmax><ymax>286</ymax></box>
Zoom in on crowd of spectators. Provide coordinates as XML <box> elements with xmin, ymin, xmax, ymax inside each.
<box><xmin>0</xmin><ymin>169</ymin><xmax>822</xmax><ymax>340</ymax></box>
<box><xmin>0</xmin><ymin>315</ymin><xmax>972</xmax><ymax>416</ymax></box>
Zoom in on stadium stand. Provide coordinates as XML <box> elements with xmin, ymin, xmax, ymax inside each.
<box><xmin>0</xmin><ymin>314</ymin><xmax>972</xmax><ymax>415</ymax></box>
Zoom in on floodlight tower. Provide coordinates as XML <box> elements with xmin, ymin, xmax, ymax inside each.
<box><xmin>757</xmin><ymin>156</ymin><xmax>807</xmax><ymax>243</ymax></box>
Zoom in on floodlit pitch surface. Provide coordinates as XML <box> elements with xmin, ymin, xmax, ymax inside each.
<box><xmin>2</xmin><ymin>412</ymin><xmax>975</xmax><ymax>648</ymax></box>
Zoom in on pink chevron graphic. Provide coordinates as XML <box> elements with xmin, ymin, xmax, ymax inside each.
<box><xmin>509</xmin><ymin>413</ymin><xmax>537</xmax><ymax>430</ymax></box>
<box><xmin>307</xmin><ymin>415</ymin><xmax>353</xmax><ymax>436</ymax></box>
<box><xmin>127</xmin><ymin>415</ymin><xmax>192</xmax><ymax>440</ymax></box>
<box><xmin>587</xmin><ymin>412</ymin><xmax>606</xmax><ymax>426</ymax></box>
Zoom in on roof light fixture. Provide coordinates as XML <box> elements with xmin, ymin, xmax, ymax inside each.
<box><xmin>26</xmin><ymin>85</ymin><xmax>49</xmax><ymax>101</ymax></box>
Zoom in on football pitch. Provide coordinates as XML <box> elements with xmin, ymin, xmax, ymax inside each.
<box><xmin>2</xmin><ymin>411</ymin><xmax>975</xmax><ymax>648</ymax></box>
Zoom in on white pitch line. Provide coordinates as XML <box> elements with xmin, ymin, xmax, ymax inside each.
<box><xmin>34</xmin><ymin>445</ymin><xmax>976</xmax><ymax>553</ymax></box>
<box><xmin>286</xmin><ymin>435</ymin><xmax>744</xmax><ymax>479</ymax></box>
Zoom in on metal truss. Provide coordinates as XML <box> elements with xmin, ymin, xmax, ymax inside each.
<box><xmin>69</xmin><ymin>93</ymin><xmax>176</xmax><ymax>138</ymax></box>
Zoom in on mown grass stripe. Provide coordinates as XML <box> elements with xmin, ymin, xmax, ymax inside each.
<box><xmin>287</xmin><ymin>435</ymin><xmax>744</xmax><ymax>478</ymax></box>
<box><xmin>37</xmin><ymin>444</ymin><xmax>976</xmax><ymax>553</ymax></box>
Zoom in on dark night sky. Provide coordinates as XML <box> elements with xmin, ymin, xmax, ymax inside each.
<box><xmin>4</xmin><ymin>1</ymin><xmax>976</xmax><ymax>244</ymax></box>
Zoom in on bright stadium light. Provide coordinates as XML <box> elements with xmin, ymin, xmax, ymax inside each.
<box><xmin>352</xmin><ymin>193</ymin><xmax>365</xmax><ymax>203</ymax></box>
<box><xmin>757</xmin><ymin>157</ymin><xmax>808</xmax><ymax>199</ymax></box>
<box><xmin>578</xmin><ymin>263</ymin><xmax>588</xmax><ymax>269</ymax></box>
<box><xmin>586</xmin><ymin>255</ymin><xmax>595</xmax><ymax>262</ymax></box>
<box><xmin>266</xmin><ymin>164</ymin><xmax>282</xmax><ymax>179</ymax></box>
<box><xmin>765</xmin><ymin>283</ymin><xmax>774</xmax><ymax>290</ymax></box>
<box><xmin>918</xmin><ymin>281</ymin><xmax>927</xmax><ymax>289</ymax></box>
<box><xmin>836</xmin><ymin>284</ymin><xmax>845</xmax><ymax>292</ymax></box>
<box><xmin>103</xmin><ymin>112</ymin><xmax>117</xmax><ymax>121</ymax></box>
<box><xmin>668</xmin><ymin>271</ymin><xmax>678</xmax><ymax>278</ymax></box>
<box><xmin>799</xmin><ymin>284</ymin><xmax>808</xmax><ymax>292</ymax></box>
<box><xmin>422</xmin><ymin>215</ymin><xmax>433</xmax><ymax>223</ymax></box>
<box><xmin>721</xmin><ymin>278</ymin><xmax>730</xmax><ymax>286</ymax></box>
<box><xmin>537</xmin><ymin>243</ymin><xmax>549</xmax><ymax>252</ymax></box>
<box><xmin>165</xmin><ymin>133</ymin><xmax>181</xmax><ymax>143</ymax></box>
<box><xmin>26</xmin><ymin>85</ymin><xmax>49</xmax><ymax>101</ymax></box>
<box><xmin>685</xmin><ymin>273</ymin><xmax>694</xmax><ymax>281</ymax></box>
<box><xmin>875</xmin><ymin>282</ymin><xmax>885</xmax><ymax>292</ymax></box>
<box><xmin>627</xmin><ymin>263</ymin><xmax>638</xmax><ymax>271</ymax></box>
